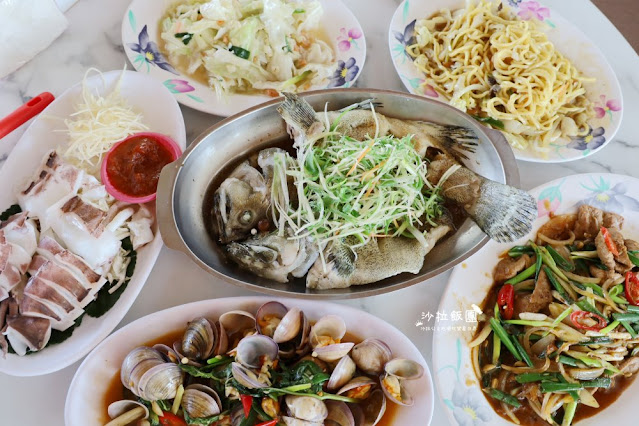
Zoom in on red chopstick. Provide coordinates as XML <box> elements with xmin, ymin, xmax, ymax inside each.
<box><xmin>0</xmin><ymin>92</ymin><xmax>55</xmax><ymax>139</ymax></box>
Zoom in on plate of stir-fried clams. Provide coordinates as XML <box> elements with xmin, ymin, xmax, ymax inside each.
<box><xmin>434</xmin><ymin>173</ymin><xmax>639</xmax><ymax>426</ymax></box>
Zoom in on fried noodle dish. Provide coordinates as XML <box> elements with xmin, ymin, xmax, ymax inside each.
<box><xmin>473</xmin><ymin>205</ymin><xmax>639</xmax><ymax>425</ymax></box>
<box><xmin>406</xmin><ymin>0</ymin><xmax>595</xmax><ymax>154</ymax></box>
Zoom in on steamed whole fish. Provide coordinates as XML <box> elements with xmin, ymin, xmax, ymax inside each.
<box><xmin>278</xmin><ymin>92</ymin><xmax>536</xmax><ymax>243</ymax></box>
<box><xmin>213</xmin><ymin>93</ymin><xmax>536</xmax><ymax>289</ymax></box>
<box><xmin>213</xmin><ymin>161</ymin><xmax>270</xmax><ymax>244</ymax></box>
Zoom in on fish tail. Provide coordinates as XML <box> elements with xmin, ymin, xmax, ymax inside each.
<box><xmin>278</xmin><ymin>92</ymin><xmax>320</xmax><ymax>134</ymax></box>
<box><xmin>471</xmin><ymin>178</ymin><xmax>537</xmax><ymax>243</ymax></box>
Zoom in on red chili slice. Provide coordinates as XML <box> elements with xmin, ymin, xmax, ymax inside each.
<box><xmin>497</xmin><ymin>284</ymin><xmax>515</xmax><ymax>320</ymax></box>
<box><xmin>240</xmin><ymin>394</ymin><xmax>253</xmax><ymax>418</ymax></box>
<box><xmin>625</xmin><ymin>271</ymin><xmax>639</xmax><ymax>306</ymax></box>
<box><xmin>600</xmin><ymin>226</ymin><xmax>620</xmax><ymax>256</ymax></box>
<box><xmin>255</xmin><ymin>421</ymin><xmax>279</xmax><ymax>426</ymax></box>
<box><xmin>570</xmin><ymin>311</ymin><xmax>607</xmax><ymax>331</ymax></box>
<box><xmin>159</xmin><ymin>412</ymin><xmax>187</xmax><ymax>426</ymax></box>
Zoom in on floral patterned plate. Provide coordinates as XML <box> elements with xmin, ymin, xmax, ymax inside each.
<box><xmin>433</xmin><ymin>173</ymin><xmax>639</xmax><ymax>425</ymax></box>
<box><xmin>122</xmin><ymin>0</ymin><xmax>366</xmax><ymax>117</ymax></box>
<box><xmin>388</xmin><ymin>0</ymin><xmax>623</xmax><ymax>163</ymax></box>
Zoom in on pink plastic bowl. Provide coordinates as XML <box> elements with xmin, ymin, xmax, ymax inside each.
<box><xmin>100</xmin><ymin>132</ymin><xmax>182</xmax><ymax>204</ymax></box>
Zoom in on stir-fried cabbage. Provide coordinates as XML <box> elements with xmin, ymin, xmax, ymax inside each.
<box><xmin>160</xmin><ymin>0</ymin><xmax>335</xmax><ymax>97</ymax></box>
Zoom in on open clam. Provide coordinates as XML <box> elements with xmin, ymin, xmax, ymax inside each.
<box><xmin>236</xmin><ymin>334</ymin><xmax>279</xmax><ymax>369</ymax></box>
<box><xmin>310</xmin><ymin>315</ymin><xmax>354</xmax><ymax>362</ymax></box>
<box><xmin>380</xmin><ymin>359</ymin><xmax>424</xmax><ymax>406</ymax></box>
<box><xmin>337</xmin><ymin>376</ymin><xmax>376</xmax><ymax>400</ymax></box>
<box><xmin>257</xmin><ymin>301</ymin><xmax>304</xmax><ymax>344</ymax></box>
<box><xmin>231</xmin><ymin>362</ymin><xmax>268</xmax><ymax>389</ymax></box>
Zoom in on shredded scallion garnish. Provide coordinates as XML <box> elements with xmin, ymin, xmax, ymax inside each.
<box><xmin>270</xmin><ymin>111</ymin><xmax>445</xmax><ymax>252</ymax></box>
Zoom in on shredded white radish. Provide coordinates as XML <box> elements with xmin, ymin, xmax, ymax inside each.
<box><xmin>63</xmin><ymin>68</ymin><xmax>148</xmax><ymax>175</ymax></box>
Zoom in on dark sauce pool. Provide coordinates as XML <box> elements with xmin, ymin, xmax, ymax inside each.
<box><xmin>102</xmin><ymin>329</ymin><xmax>399</xmax><ymax>425</ymax></box>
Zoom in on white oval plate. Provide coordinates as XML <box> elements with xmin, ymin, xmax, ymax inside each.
<box><xmin>0</xmin><ymin>70</ymin><xmax>186</xmax><ymax>376</ymax></box>
<box><xmin>65</xmin><ymin>296</ymin><xmax>434</xmax><ymax>425</ymax></box>
<box><xmin>389</xmin><ymin>0</ymin><xmax>623</xmax><ymax>163</ymax></box>
<box><xmin>433</xmin><ymin>173</ymin><xmax>639</xmax><ymax>425</ymax></box>
<box><xmin>122</xmin><ymin>0</ymin><xmax>367</xmax><ymax>117</ymax></box>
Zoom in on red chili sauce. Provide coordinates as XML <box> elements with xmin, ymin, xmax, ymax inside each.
<box><xmin>106</xmin><ymin>135</ymin><xmax>174</xmax><ymax>197</ymax></box>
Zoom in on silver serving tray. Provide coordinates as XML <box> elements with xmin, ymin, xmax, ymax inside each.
<box><xmin>157</xmin><ymin>89</ymin><xmax>519</xmax><ymax>298</ymax></box>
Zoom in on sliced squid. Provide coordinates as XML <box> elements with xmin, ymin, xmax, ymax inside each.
<box><xmin>17</xmin><ymin>151</ymin><xmax>84</xmax><ymax>230</ymax></box>
<box><xmin>3</xmin><ymin>315</ymin><xmax>51</xmax><ymax>356</ymax></box>
<box><xmin>46</xmin><ymin>195</ymin><xmax>124</xmax><ymax>274</ymax></box>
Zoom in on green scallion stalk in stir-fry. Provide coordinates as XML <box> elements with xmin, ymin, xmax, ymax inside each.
<box><xmin>472</xmin><ymin>205</ymin><xmax>639</xmax><ymax>426</ymax></box>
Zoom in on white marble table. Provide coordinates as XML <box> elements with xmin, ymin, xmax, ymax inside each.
<box><xmin>0</xmin><ymin>0</ymin><xmax>638</xmax><ymax>425</ymax></box>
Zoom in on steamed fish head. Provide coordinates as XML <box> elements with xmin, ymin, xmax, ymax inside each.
<box><xmin>225</xmin><ymin>230</ymin><xmax>317</xmax><ymax>283</ymax></box>
<box><xmin>214</xmin><ymin>162</ymin><xmax>269</xmax><ymax>244</ymax></box>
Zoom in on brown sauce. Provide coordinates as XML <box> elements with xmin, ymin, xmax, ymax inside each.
<box><xmin>103</xmin><ymin>329</ymin><xmax>400</xmax><ymax>425</ymax></box>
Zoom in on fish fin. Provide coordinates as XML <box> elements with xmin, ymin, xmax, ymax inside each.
<box><xmin>327</xmin><ymin>241</ymin><xmax>356</xmax><ymax>277</ymax></box>
<box><xmin>472</xmin><ymin>179</ymin><xmax>537</xmax><ymax>243</ymax></box>
<box><xmin>336</xmin><ymin>99</ymin><xmax>383</xmax><ymax>112</ymax></box>
<box><xmin>278</xmin><ymin>92</ymin><xmax>320</xmax><ymax>134</ymax></box>
<box><xmin>419</xmin><ymin>123</ymin><xmax>479</xmax><ymax>162</ymax></box>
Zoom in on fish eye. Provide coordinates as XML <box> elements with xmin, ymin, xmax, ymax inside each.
<box><xmin>239</xmin><ymin>210</ymin><xmax>253</xmax><ymax>225</ymax></box>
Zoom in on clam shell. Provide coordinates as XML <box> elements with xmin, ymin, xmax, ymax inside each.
<box><xmin>312</xmin><ymin>342</ymin><xmax>354</xmax><ymax>362</ymax></box>
<box><xmin>172</xmin><ymin>341</ymin><xmax>203</xmax><ymax>367</ymax></box>
<box><xmin>285</xmin><ymin>395</ymin><xmax>328</xmax><ymax>422</ymax></box>
<box><xmin>214</xmin><ymin>321</ymin><xmax>229</xmax><ymax>355</ymax></box>
<box><xmin>120</xmin><ymin>347</ymin><xmax>164</xmax><ymax>390</ymax></box>
<box><xmin>125</xmin><ymin>358</ymin><xmax>163</xmax><ymax>393</ymax></box>
<box><xmin>360</xmin><ymin>389</ymin><xmax>386</xmax><ymax>425</ymax></box>
<box><xmin>182</xmin><ymin>384</ymin><xmax>222</xmax><ymax>419</ymax></box>
<box><xmin>256</xmin><ymin>301</ymin><xmax>289</xmax><ymax>337</ymax></box>
<box><xmin>336</xmin><ymin>376</ymin><xmax>376</xmax><ymax>397</ymax></box>
<box><xmin>219</xmin><ymin>310</ymin><xmax>256</xmax><ymax>336</ymax></box>
<box><xmin>380</xmin><ymin>373</ymin><xmax>413</xmax><ymax>407</ymax></box>
<box><xmin>281</xmin><ymin>416</ymin><xmax>323</xmax><ymax>426</ymax></box>
<box><xmin>236</xmin><ymin>334</ymin><xmax>279</xmax><ymax>369</ymax></box>
<box><xmin>384</xmin><ymin>358</ymin><xmax>424</xmax><ymax>381</ymax></box>
<box><xmin>325</xmin><ymin>400</ymin><xmax>355</xmax><ymax>426</ymax></box>
<box><xmin>273</xmin><ymin>307</ymin><xmax>303</xmax><ymax>343</ymax></box>
<box><xmin>153</xmin><ymin>344</ymin><xmax>180</xmax><ymax>364</ymax></box>
<box><xmin>137</xmin><ymin>362</ymin><xmax>183</xmax><ymax>401</ymax></box>
<box><xmin>310</xmin><ymin>315</ymin><xmax>346</xmax><ymax>348</ymax></box>
<box><xmin>296</xmin><ymin>312</ymin><xmax>311</xmax><ymax>350</ymax></box>
<box><xmin>351</xmin><ymin>339</ymin><xmax>392</xmax><ymax>376</ymax></box>
<box><xmin>327</xmin><ymin>355</ymin><xmax>356</xmax><ymax>391</ymax></box>
<box><xmin>347</xmin><ymin>403</ymin><xmax>365</xmax><ymax>426</ymax></box>
<box><xmin>231</xmin><ymin>362</ymin><xmax>268</xmax><ymax>389</ymax></box>
<box><xmin>182</xmin><ymin>317</ymin><xmax>216</xmax><ymax>360</ymax></box>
